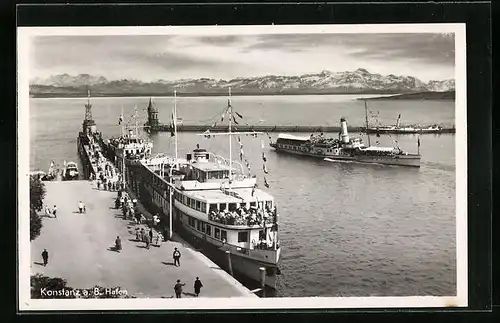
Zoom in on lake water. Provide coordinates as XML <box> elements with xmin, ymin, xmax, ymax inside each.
<box><xmin>29</xmin><ymin>94</ymin><xmax>456</xmax><ymax>297</ymax></box>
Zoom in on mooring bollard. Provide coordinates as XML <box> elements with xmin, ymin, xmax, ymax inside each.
<box><xmin>226</xmin><ymin>250</ymin><xmax>234</xmax><ymax>276</ymax></box>
<box><xmin>259</xmin><ymin>267</ymin><xmax>266</xmax><ymax>298</ymax></box>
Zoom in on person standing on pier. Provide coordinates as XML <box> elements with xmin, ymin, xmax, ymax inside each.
<box><xmin>173</xmin><ymin>247</ymin><xmax>181</xmax><ymax>267</ymax></box>
<box><xmin>194</xmin><ymin>277</ymin><xmax>203</xmax><ymax>297</ymax></box>
<box><xmin>52</xmin><ymin>205</ymin><xmax>57</xmax><ymax>218</ymax></box>
<box><xmin>149</xmin><ymin>228</ymin><xmax>153</xmax><ymax>244</ymax></box>
<box><xmin>41</xmin><ymin>249</ymin><xmax>49</xmax><ymax>266</ymax></box>
<box><xmin>78</xmin><ymin>201</ymin><xmax>85</xmax><ymax>214</ymax></box>
<box><xmin>115</xmin><ymin>236</ymin><xmax>122</xmax><ymax>252</ymax></box>
<box><xmin>174</xmin><ymin>279</ymin><xmax>186</xmax><ymax>298</ymax></box>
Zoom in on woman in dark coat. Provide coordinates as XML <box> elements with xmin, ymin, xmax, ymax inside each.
<box><xmin>194</xmin><ymin>277</ymin><xmax>203</xmax><ymax>297</ymax></box>
<box><xmin>115</xmin><ymin>236</ymin><xmax>122</xmax><ymax>252</ymax></box>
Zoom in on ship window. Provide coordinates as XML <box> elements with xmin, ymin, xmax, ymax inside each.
<box><xmin>265</xmin><ymin>201</ymin><xmax>273</xmax><ymax>210</ymax></box>
<box><xmin>201</xmin><ymin>202</ymin><xmax>206</xmax><ymax>213</ymax></box>
<box><xmin>196</xmin><ymin>220</ymin><xmax>201</xmax><ymax>231</ymax></box>
<box><xmin>238</xmin><ymin>231</ymin><xmax>248</xmax><ymax>243</ymax></box>
<box><xmin>196</xmin><ymin>200</ymin><xmax>201</xmax><ymax>210</ymax></box>
<box><xmin>215</xmin><ymin>228</ymin><xmax>220</xmax><ymax>239</ymax></box>
<box><xmin>188</xmin><ymin>217</ymin><xmax>195</xmax><ymax>227</ymax></box>
<box><xmin>221</xmin><ymin>230</ymin><xmax>227</xmax><ymax>241</ymax></box>
<box><xmin>209</xmin><ymin>204</ymin><xmax>218</xmax><ymax>212</ymax></box>
<box><xmin>206</xmin><ymin>225</ymin><xmax>211</xmax><ymax>236</ymax></box>
<box><xmin>201</xmin><ymin>222</ymin><xmax>205</xmax><ymax>233</ymax></box>
<box><xmin>228</xmin><ymin>203</ymin><xmax>237</xmax><ymax>212</ymax></box>
<box><xmin>191</xmin><ymin>199</ymin><xmax>196</xmax><ymax>209</ymax></box>
<box><xmin>259</xmin><ymin>230</ymin><xmax>266</xmax><ymax>240</ymax></box>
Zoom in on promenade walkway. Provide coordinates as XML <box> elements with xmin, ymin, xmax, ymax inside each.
<box><xmin>30</xmin><ymin>180</ymin><xmax>256</xmax><ymax>298</ymax></box>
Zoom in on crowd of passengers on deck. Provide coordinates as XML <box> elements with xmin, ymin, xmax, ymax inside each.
<box><xmin>208</xmin><ymin>204</ymin><xmax>276</xmax><ymax>227</ymax></box>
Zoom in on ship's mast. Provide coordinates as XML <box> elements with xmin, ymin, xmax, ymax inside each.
<box><xmin>174</xmin><ymin>90</ymin><xmax>178</xmax><ymax>169</ymax></box>
<box><xmin>121</xmin><ymin>104</ymin><xmax>125</xmax><ymax>186</ymax></box>
<box><xmin>134</xmin><ymin>105</ymin><xmax>138</xmax><ymax>138</ymax></box>
<box><xmin>195</xmin><ymin>89</ymin><xmax>263</xmax><ymax>189</ymax></box>
<box><xmin>228</xmin><ymin>87</ymin><xmax>233</xmax><ymax>188</ymax></box>
<box><xmin>364</xmin><ymin>100</ymin><xmax>371</xmax><ymax>146</ymax></box>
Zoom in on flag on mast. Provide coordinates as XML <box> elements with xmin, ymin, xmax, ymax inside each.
<box><xmin>170</xmin><ymin>110</ymin><xmax>176</xmax><ymax>137</ymax></box>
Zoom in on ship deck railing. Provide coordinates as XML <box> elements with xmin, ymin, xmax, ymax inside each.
<box><xmin>208</xmin><ymin>209</ymin><xmax>276</xmax><ymax>228</ymax></box>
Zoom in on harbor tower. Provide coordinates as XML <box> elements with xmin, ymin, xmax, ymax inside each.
<box><xmin>82</xmin><ymin>89</ymin><xmax>97</xmax><ymax>134</ymax></box>
<box><xmin>340</xmin><ymin>117</ymin><xmax>350</xmax><ymax>143</ymax></box>
<box><xmin>147</xmin><ymin>98</ymin><xmax>159</xmax><ymax>128</ymax></box>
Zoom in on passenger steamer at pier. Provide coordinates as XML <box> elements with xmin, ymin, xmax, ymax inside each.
<box><xmin>82</xmin><ymin>91</ymin><xmax>281</xmax><ymax>289</ymax></box>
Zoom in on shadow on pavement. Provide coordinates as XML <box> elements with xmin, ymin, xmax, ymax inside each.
<box><xmin>183</xmin><ymin>292</ymin><xmax>197</xmax><ymax>297</ymax></box>
<box><xmin>33</xmin><ymin>261</ymin><xmax>45</xmax><ymax>266</ymax></box>
<box><xmin>161</xmin><ymin>262</ymin><xmax>175</xmax><ymax>266</ymax></box>
<box><xmin>107</xmin><ymin>246</ymin><xmax>121</xmax><ymax>253</ymax></box>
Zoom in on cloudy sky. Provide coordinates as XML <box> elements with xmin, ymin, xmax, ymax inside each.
<box><xmin>31</xmin><ymin>33</ymin><xmax>455</xmax><ymax>82</ymax></box>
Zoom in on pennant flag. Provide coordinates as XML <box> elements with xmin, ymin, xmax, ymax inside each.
<box><xmin>263</xmin><ymin>164</ymin><xmax>268</xmax><ymax>174</ymax></box>
<box><xmin>264</xmin><ymin>177</ymin><xmax>270</xmax><ymax>188</ymax></box>
<box><xmin>237</xmin><ymin>137</ymin><xmax>243</xmax><ymax>147</ymax></box>
<box><xmin>251</xmin><ymin>186</ymin><xmax>255</xmax><ymax>197</ymax></box>
<box><xmin>118</xmin><ymin>114</ymin><xmax>123</xmax><ymax>125</ymax></box>
<box><xmin>262</xmin><ymin>153</ymin><xmax>267</xmax><ymax>162</ymax></box>
<box><xmin>261</xmin><ymin>139</ymin><xmax>265</xmax><ymax>149</ymax></box>
<box><xmin>232</xmin><ymin>115</ymin><xmax>239</xmax><ymax>124</ymax></box>
<box><xmin>235</xmin><ymin>111</ymin><xmax>243</xmax><ymax>119</ymax></box>
<box><xmin>239</xmin><ymin>149</ymin><xmax>244</xmax><ymax>161</ymax></box>
<box><xmin>417</xmin><ymin>135</ymin><xmax>421</xmax><ymax>147</ymax></box>
<box><xmin>170</xmin><ymin>110</ymin><xmax>176</xmax><ymax>137</ymax></box>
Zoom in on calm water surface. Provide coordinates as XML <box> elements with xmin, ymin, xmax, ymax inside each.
<box><xmin>29</xmin><ymin>95</ymin><xmax>456</xmax><ymax>297</ymax></box>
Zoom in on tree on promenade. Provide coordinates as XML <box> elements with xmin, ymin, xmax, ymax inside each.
<box><xmin>29</xmin><ymin>177</ymin><xmax>46</xmax><ymax>241</ymax></box>
<box><xmin>30</xmin><ymin>209</ymin><xmax>42</xmax><ymax>241</ymax></box>
<box><xmin>30</xmin><ymin>177</ymin><xmax>46</xmax><ymax>212</ymax></box>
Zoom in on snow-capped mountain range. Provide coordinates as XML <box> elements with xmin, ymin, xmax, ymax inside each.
<box><xmin>29</xmin><ymin>69</ymin><xmax>455</xmax><ymax>95</ymax></box>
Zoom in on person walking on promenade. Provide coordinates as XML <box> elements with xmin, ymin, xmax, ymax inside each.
<box><xmin>149</xmin><ymin>229</ymin><xmax>153</xmax><ymax>244</ymax></box>
<box><xmin>174</xmin><ymin>279</ymin><xmax>185</xmax><ymax>298</ymax></box>
<box><xmin>97</xmin><ymin>179</ymin><xmax>101</xmax><ymax>190</ymax></box>
<box><xmin>135</xmin><ymin>228</ymin><xmax>141</xmax><ymax>241</ymax></box>
<box><xmin>194</xmin><ymin>277</ymin><xmax>203</xmax><ymax>297</ymax></box>
<box><xmin>78</xmin><ymin>201</ymin><xmax>85</xmax><ymax>214</ymax></box>
<box><xmin>115</xmin><ymin>236</ymin><xmax>122</xmax><ymax>252</ymax></box>
<box><xmin>145</xmin><ymin>234</ymin><xmax>151</xmax><ymax>250</ymax></box>
<box><xmin>108</xmin><ymin>181</ymin><xmax>112</xmax><ymax>191</ymax></box>
<box><xmin>41</xmin><ymin>249</ymin><xmax>49</xmax><ymax>266</ymax></box>
<box><xmin>173</xmin><ymin>247</ymin><xmax>181</xmax><ymax>267</ymax></box>
<box><xmin>52</xmin><ymin>205</ymin><xmax>57</xmax><ymax>218</ymax></box>
<box><xmin>141</xmin><ymin>228</ymin><xmax>146</xmax><ymax>242</ymax></box>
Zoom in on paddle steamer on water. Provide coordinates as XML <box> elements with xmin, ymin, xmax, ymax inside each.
<box><xmin>270</xmin><ymin>101</ymin><xmax>421</xmax><ymax>167</ymax></box>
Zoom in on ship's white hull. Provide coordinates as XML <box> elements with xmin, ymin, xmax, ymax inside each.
<box><xmin>175</xmin><ymin>222</ymin><xmax>279</xmax><ymax>289</ymax></box>
<box><xmin>272</xmin><ymin>146</ymin><xmax>421</xmax><ymax>167</ymax></box>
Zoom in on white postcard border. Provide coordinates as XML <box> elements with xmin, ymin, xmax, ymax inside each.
<box><xmin>18</xmin><ymin>23</ymin><xmax>468</xmax><ymax>311</ymax></box>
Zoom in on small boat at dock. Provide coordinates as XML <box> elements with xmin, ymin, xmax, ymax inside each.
<box><xmin>63</xmin><ymin>161</ymin><xmax>79</xmax><ymax>180</ymax></box>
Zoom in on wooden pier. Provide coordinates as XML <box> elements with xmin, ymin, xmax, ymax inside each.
<box><xmin>147</xmin><ymin>124</ymin><xmax>456</xmax><ymax>134</ymax></box>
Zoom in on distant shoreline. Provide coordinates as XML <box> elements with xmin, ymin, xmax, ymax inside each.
<box><xmin>29</xmin><ymin>91</ymin><xmax>453</xmax><ymax>99</ymax></box>
<box><xmin>359</xmin><ymin>91</ymin><xmax>455</xmax><ymax>101</ymax></box>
